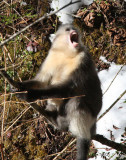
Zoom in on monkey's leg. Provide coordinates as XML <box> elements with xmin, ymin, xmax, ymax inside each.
<box><xmin>76</xmin><ymin>138</ymin><xmax>90</xmax><ymax>160</ymax></box>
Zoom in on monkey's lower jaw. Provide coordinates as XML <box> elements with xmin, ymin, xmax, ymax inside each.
<box><xmin>70</xmin><ymin>30</ymin><xmax>79</xmax><ymax>47</ymax></box>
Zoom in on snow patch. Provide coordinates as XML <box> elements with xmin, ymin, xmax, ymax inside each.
<box><xmin>51</xmin><ymin>0</ymin><xmax>93</xmax><ymax>24</ymax></box>
<box><xmin>90</xmin><ymin>58</ymin><xmax>126</xmax><ymax>159</ymax></box>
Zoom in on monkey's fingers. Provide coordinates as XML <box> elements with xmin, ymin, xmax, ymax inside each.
<box><xmin>10</xmin><ymin>85</ymin><xmax>19</xmax><ymax>93</ymax></box>
<box><xmin>15</xmin><ymin>92</ymin><xmax>28</xmax><ymax>101</ymax></box>
<box><xmin>16</xmin><ymin>91</ymin><xmax>37</xmax><ymax>102</ymax></box>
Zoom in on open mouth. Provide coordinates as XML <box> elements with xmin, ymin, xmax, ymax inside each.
<box><xmin>70</xmin><ymin>31</ymin><xmax>79</xmax><ymax>47</ymax></box>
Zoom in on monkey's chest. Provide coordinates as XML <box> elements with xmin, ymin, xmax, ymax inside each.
<box><xmin>42</xmin><ymin>61</ymin><xmax>78</xmax><ymax>86</ymax></box>
<box><xmin>41</xmin><ymin>63</ymin><xmax>75</xmax><ymax>108</ymax></box>
<box><xmin>37</xmin><ymin>51</ymin><xmax>83</xmax><ymax>85</ymax></box>
<box><xmin>35</xmin><ymin>53</ymin><xmax>82</xmax><ymax>108</ymax></box>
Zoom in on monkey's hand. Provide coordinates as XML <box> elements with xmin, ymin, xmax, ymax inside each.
<box><xmin>14</xmin><ymin>80</ymin><xmax>44</xmax><ymax>102</ymax></box>
<box><xmin>9</xmin><ymin>85</ymin><xmax>29</xmax><ymax>102</ymax></box>
<box><xmin>15</xmin><ymin>90</ymin><xmax>42</xmax><ymax>102</ymax></box>
<box><xmin>16</xmin><ymin>91</ymin><xmax>31</xmax><ymax>101</ymax></box>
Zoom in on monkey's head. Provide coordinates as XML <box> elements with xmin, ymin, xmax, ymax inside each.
<box><xmin>52</xmin><ymin>24</ymin><xmax>82</xmax><ymax>54</ymax></box>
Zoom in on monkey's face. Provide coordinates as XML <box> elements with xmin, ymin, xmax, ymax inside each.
<box><xmin>52</xmin><ymin>24</ymin><xmax>81</xmax><ymax>54</ymax></box>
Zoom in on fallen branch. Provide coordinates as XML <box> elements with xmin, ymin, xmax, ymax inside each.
<box><xmin>50</xmin><ymin>133</ymin><xmax>126</xmax><ymax>159</ymax></box>
<box><xmin>93</xmin><ymin>134</ymin><xmax>126</xmax><ymax>154</ymax></box>
<box><xmin>0</xmin><ymin>0</ymin><xmax>81</xmax><ymax>47</ymax></box>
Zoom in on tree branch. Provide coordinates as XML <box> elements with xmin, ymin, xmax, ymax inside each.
<box><xmin>0</xmin><ymin>0</ymin><xmax>81</xmax><ymax>47</ymax></box>
<box><xmin>93</xmin><ymin>134</ymin><xmax>126</xmax><ymax>154</ymax></box>
<box><xmin>47</xmin><ymin>134</ymin><xmax>126</xmax><ymax>159</ymax></box>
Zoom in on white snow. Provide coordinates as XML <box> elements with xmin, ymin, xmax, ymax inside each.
<box><xmin>49</xmin><ymin>34</ymin><xmax>55</xmax><ymax>42</ymax></box>
<box><xmin>90</xmin><ymin>57</ymin><xmax>126</xmax><ymax>159</ymax></box>
<box><xmin>51</xmin><ymin>0</ymin><xmax>93</xmax><ymax>24</ymax></box>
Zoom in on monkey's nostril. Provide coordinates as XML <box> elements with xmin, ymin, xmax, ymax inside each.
<box><xmin>66</xmin><ymin>28</ymin><xmax>70</xmax><ymax>31</ymax></box>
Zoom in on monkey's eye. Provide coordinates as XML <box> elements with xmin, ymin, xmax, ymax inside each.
<box><xmin>66</xmin><ymin>28</ymin><xmax>70</xmax><ymax>31</ymax></box>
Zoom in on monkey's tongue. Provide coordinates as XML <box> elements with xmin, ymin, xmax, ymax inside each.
<box><xmin>72</xmin><ymin>41</ymin><xmax>78</xmax><ymax>47</ymax></box>
<box><xmin>70</xmin><ymin>31</ymin><xmax>79</xmax><ymax>47</ymax></box>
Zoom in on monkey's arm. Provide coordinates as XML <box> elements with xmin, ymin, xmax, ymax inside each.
<box><xmin>0</xmin><ymin>69</ymin><xmax>43</xmax><ymax>90</ymax></box>
<box><xmin>0</xmin><ymin>69</ymin><xmax>21</xmax><ymax>88</ymax></box>
<box><xmin>19</xmin><ymin>81</ymin><xmax>74</xmax><ymax>102</ymax></box>
<box><xmin>0</xmin><ymin>69</ymin><xmax>59</xmax><ymax>122</ymax></box>
<box><xmin>0</xmin><ymin>69</ymin><xmax>75</xmax><ymax>102</ymax></box>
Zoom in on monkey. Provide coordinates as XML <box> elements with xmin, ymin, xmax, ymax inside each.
<box><xmin>0</xmin><ymin>24</ymin><xmax>102</xmax><ymax>160</ymax></box>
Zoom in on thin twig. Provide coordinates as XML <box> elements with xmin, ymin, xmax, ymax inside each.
<box><xmin>97</xmin><ymin>89</ymin><xmax>126</xmax><ymax>121</ymax></box>
<box><xmin>0</xmin><ymin>33</ymin><xmax>13</xmax><ymax>63</ymax></box>
<box><xmin>103</xmin><ymin>65</ymin><xmax>124</xmax><ymax>95</ymax></box>
<box><xmin>35</xmin><ymin>94</ymin><xmax>85</xmax><ymax>103</ymax></box>
<box><xmin>1</xmin><ymin>47</ymin><xmax>7</xmax><ymax>160</ymax></box>
<box><xmin>53</xmin><ymin>138</ymin><xmax>76</xmax><ymax>160</ymax></box>
<box><xmin>3</xmin><ymin>106</ymin><xmax>31</xmax><ymax>135</ymax></box>
<box><xmin>0</xmin><ymin>100</ymin><xmax>28</xmax><ymax>105</ymax></box>
<box><xmin>0</xmin><ymin>94</ymin><xmax>85</xmax><ymax>105</ymax></box>
<box><xmin>0</xmin><ymin>55</ymin><xmax>28</xmax><ymax>71</ymax></box>
<box><xmin>0</xmin><ymin>0</ymin><xmax>81</xmax><ymax>47</ymax></box>
<box><xmin>4</xmin><ymin>117</ymin><xmax>41</xmax><ymax>135</ymax></box>
<box><xmin>3</xmin><ymin>0</ymin><xmax>27</xmax><ymax>24</ymax></box>
<box><xmin>0</xmin><ymin>91</ymin><xmax>27</xmax><ymax>98</ymax></box>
